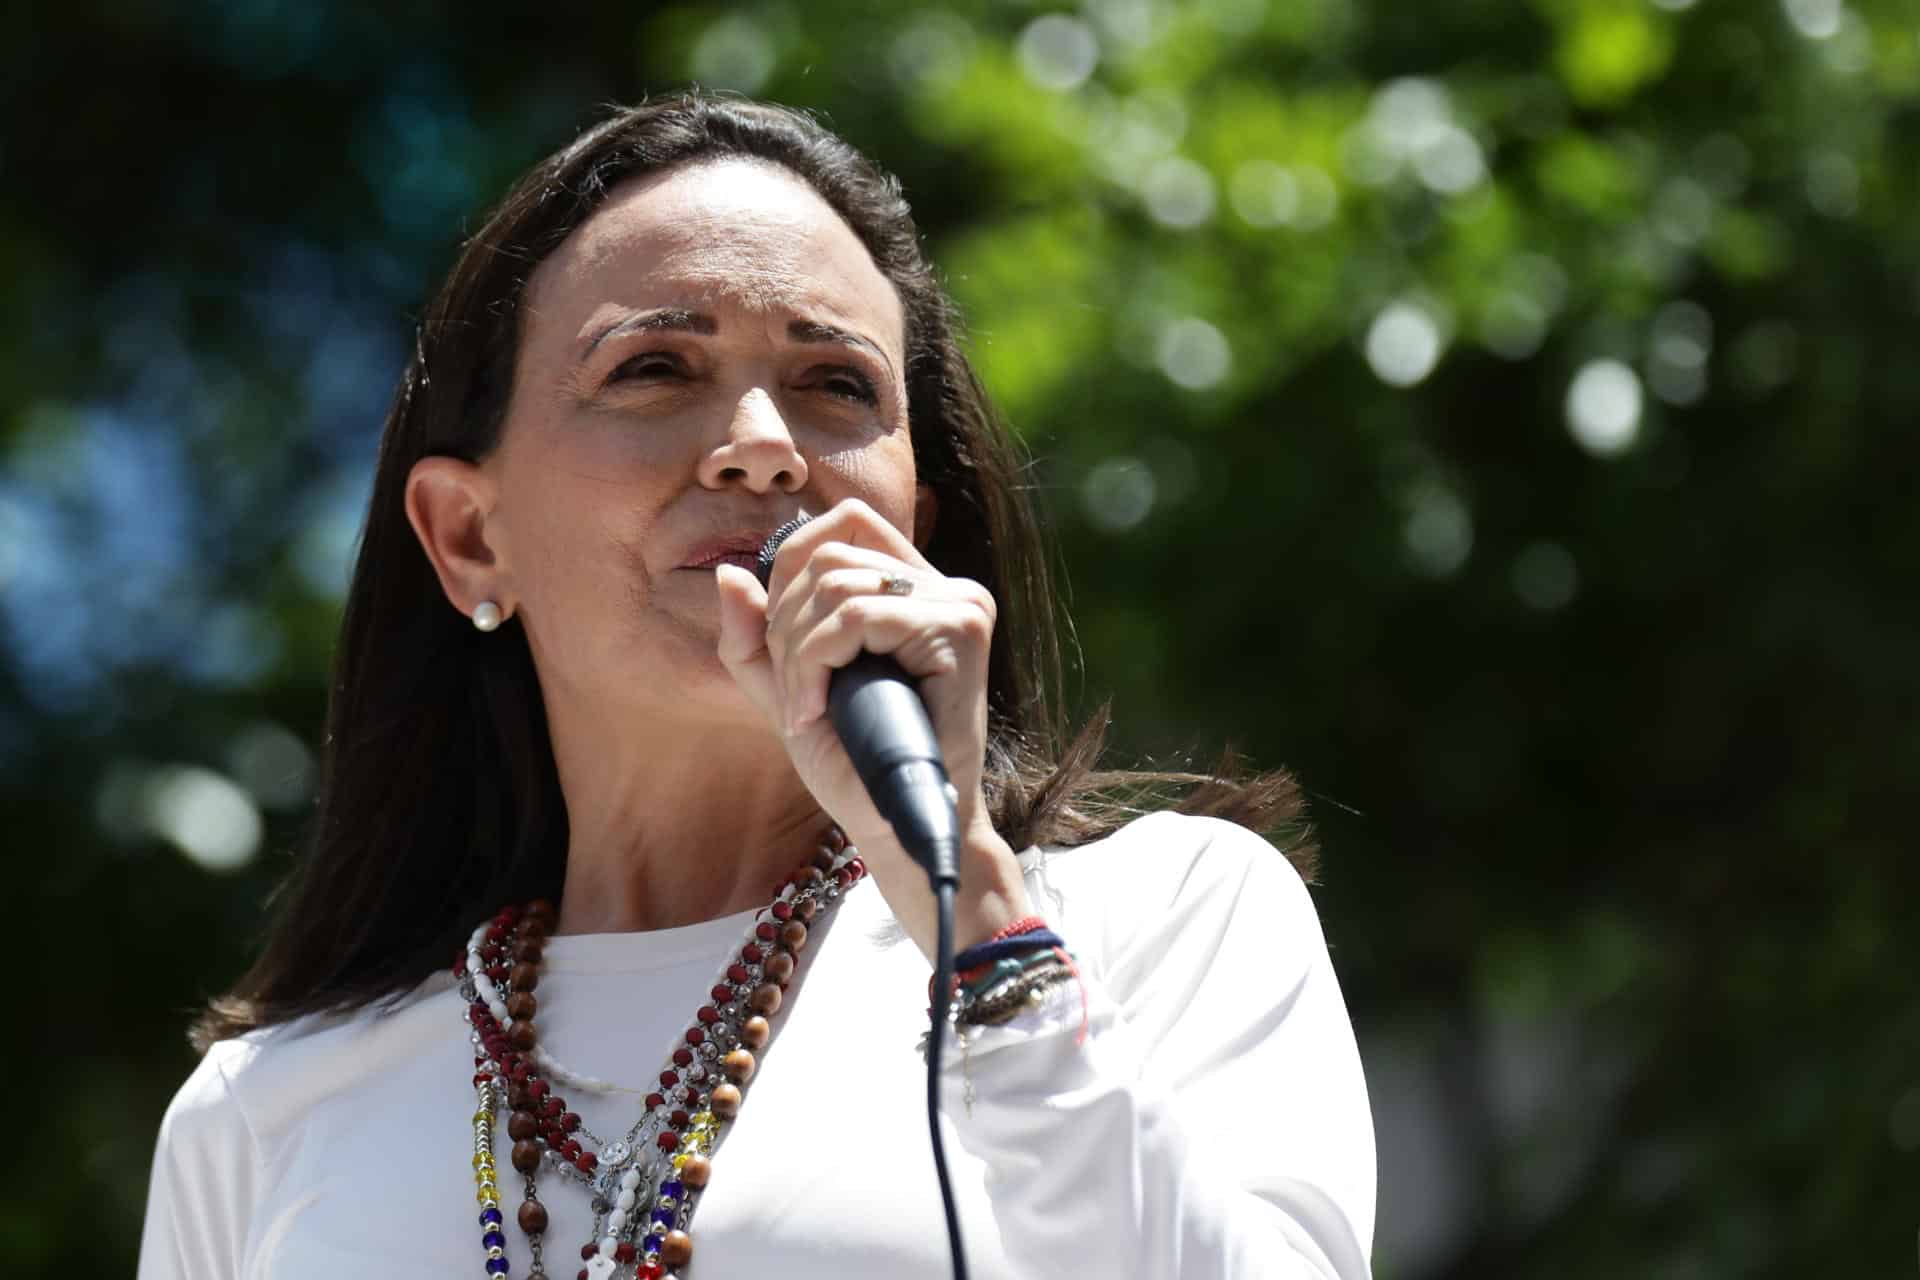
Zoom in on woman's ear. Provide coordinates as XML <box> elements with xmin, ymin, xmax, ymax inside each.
<box><xmin>912</xmin><ymin>482</ymin><xmax>939</xmax><ymax>550</ymax></box>
<box><xmin>404</xmin><ymin>456</ymin><xmax>513</xmax><ymax>625</ymax></box>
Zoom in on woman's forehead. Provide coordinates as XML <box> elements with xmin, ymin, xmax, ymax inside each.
<box><xmin>525</xmin><ymin>159</ymin><xmax>904</xmax><ymax>357</ymax></box>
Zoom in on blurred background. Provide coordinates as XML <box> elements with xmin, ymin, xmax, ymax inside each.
<box><xmin>4</xmin><ymin>0</ymin><xmax>1916</xmax><ymax>1274</ymax></box>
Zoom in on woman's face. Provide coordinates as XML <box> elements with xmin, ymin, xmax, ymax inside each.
<box><xmin>479</xmin><ymin>157</ymin><xmax>924</xmax><ymax>727</ymax></box>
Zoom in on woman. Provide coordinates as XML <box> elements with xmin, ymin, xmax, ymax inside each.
<box><xmin>138</xmin><ymin>94</ymin><xmax>1375</xmax><ymax>1279</ymax></box>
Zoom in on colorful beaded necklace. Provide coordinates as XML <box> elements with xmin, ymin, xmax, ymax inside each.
<box><xmin>457</xmin><ymin>827</ymin><xmax>866</xmax><ymax>1280</ymax></box>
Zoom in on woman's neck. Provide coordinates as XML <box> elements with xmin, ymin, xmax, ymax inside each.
<box><xmin>545</xmin><ymin>702</ymin><xmax>830</xmax><ymax>936</ymax></box>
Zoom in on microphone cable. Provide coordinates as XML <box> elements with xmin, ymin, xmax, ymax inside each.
<box><xmin>925</xmin><ymin>862</ymin><xmax>968</xmax><ymax>1280</ymax></box>
<box><xmin>921</xmin><ymin>859</ymin><xmax>967</xmax><ymax>1280</ymax></box>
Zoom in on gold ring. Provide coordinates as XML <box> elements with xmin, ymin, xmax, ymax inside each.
<box><xmin>880</xmin><ymin>573</ymin><xmax>915</xmax><ymax>597</ymax></box>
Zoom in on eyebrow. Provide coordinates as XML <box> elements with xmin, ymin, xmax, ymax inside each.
<box><xmin>787</xmin><ymin>319</ymin><xmax>894</xmax><ymax>375</ymax></box>
<box><xmin>579</xmin><ymin>308</ymin><xmax>716</xmax><ymax>358</ymax></box>
<box><xmin>578</xmin><ymin>308</ymin><xmax>895</xmax><ymax>375</ymax></box>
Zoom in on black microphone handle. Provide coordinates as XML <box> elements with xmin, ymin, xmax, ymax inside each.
<box><xmin>828</xmin><ymin>652</ymin><xmax>962</xmax><ymax>885</ymax></box>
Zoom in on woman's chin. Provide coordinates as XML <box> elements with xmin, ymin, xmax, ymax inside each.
<box><xmin>647</xmin><ymin>653</ymin><xmax>772</xmax><ymax>730</ymax></box>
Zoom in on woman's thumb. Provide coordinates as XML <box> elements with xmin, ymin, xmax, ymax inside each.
<box><xmin>713</xmin><ymin>563</ymin><xmax>769</xmax><ymax>668</ymax></box>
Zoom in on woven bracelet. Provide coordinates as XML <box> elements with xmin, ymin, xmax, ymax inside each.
<box><xmin>960</xmin><ymin>946</ymin><xmax>1068</xmax><ymax>1000</ymax></box>
<box><xmin>929</xmin><ymin>917</ymin><xmax>1063</xmax><ymax>1004</ymax></box>
<box><xmin>953</xmin><ymin>929</ymin><xmax>1067</xmax><ymax>974</ymax></box>
<box><xmin>955</xmin><ymin>959</ymin><xmax>1077</xmax><ymax>1028</ymax></box>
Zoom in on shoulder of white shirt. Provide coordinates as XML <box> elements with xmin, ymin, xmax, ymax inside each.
<box><xmin>1020</xmin><ymin>808</ymin><xmax>1313</xmax><ymax>903</ymax></box>
<box><xmin>1016</xmin><ymin>808</ymin><xmax>1322</xmax><ymax>957</ymax></box>
<box><xmin>166</xmin><ymin>968</ymin><xmax>459</xmax><ymax>1149</ymax></box>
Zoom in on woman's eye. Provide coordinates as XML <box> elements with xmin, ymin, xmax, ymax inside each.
<box><xmin>607</xmin><ymin>353</ymin><xmax>684</xmax><ymax>384</ymax></box>
<box><xmin>815</xmin><ymin>367</ymin><xmax>878</xmax><ymax>404</ymax></box>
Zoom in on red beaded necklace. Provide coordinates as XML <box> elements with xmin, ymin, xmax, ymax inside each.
<box><xmin>457</xmin><ymin>827</ymin><xmax>867</xmax><ymax>1280</ymax></box>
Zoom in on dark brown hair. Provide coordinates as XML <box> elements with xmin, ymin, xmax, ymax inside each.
<box><xmin>193</xmin><ymin>93</ymin><xmax>1311</xmax><ymax>1052</ymax></box>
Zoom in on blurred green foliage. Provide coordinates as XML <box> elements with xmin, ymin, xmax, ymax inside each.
<box><xmin>4</xmin><ymin>1</ymin><xmax>1916</xmax><ymax>1275</ymax></box>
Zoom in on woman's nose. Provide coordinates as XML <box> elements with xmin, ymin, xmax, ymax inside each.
<box><xmin>697</xmin><ymin>387</ymin><xmax>808</xmax><ymax>494</ymax></box>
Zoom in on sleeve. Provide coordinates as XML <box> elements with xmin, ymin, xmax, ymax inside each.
<box><xmin>941</xmin><ymin>814</ymin><xmax>1376</xmax><ymax>1279</ymax></box>
<box><xmin>137</xmin><ymin>1043</ymin><xmax>260</xmax><ymax>1280</ymax></box>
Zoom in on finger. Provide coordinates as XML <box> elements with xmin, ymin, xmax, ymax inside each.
<box><xmin>765</xmin><ymin>498</ymin><xmax>933</xmax><ymax>610</ymax></box>
<box><xmin>767</xmin><ymin>549</ymin><xmax>934</xmax><ymax>647</ymax></box>
<box><xmin>770</xmin><ymin>562</ymin><xmax>974</xmax><ymax>727</ymax></box>
<box><xmin>784</xmin><ymin>595</ymin><xmax>993</xmax><ymax>728</ymax></box>
<box><xmin>777</xmin><ymin>571</ymin><xmax>993</xmax><ymax>674</ymax></box>
<box><xmin>713</xmin><ymin>562</ymin><xmax>785</xmax><ymax>730</ymax></box>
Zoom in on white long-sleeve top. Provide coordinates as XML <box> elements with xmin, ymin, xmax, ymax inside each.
<box><xmin>138</xmin><ymin>812</ymin><xmax>1375</xmax><ymax>1278</ymax></box>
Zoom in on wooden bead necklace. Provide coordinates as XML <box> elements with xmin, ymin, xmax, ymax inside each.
<box><xmin>457</xmin><ymin>826</ymin><xmax>865</xmax><ymax>1280</ymax></box>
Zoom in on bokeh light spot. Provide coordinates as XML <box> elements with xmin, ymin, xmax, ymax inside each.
<box><xmin>1143</xmin><ymin>156</ymin><xmax>1217</xmax><ymax>228</ymax></box>
<box><xmin>184</xmin><ymin>603</ymin><xmax>284</xmax><ymax>690</ymax></box>
<box><xmin>1652</xmin><ymin>177</ymin><xmax>1716</xmax><ymax>247</ymax></box>
<box><xmin>1082</xmin><ymin>457</ymin><xmax>1156</xmax><ymax>532</ymax></box>
<box><xmin>143</xmin><ymin>766</ymin><xmax>263</xmax><ymax>872</ymax></box>
<box><xmin>691</xmin><ymin>16</ymin><xmax>777</xmax><ymax>93</ymax></box>
<box><xmin>1647</xmin><ymin>300</ymin><xmax>1713</xmax><ymax>406</ymax></box>
<box><xmin>1084</xmin><ymin>0</ymin><xmax>1157</xmax><ymax>48</ymax></box>
<box><xmin>1413</xmin><ymin>124</ymin><xmax>1487</xmax><ymax>195</ymax></box>
<box><xmin>1017</xmin><ymin>15</ymin><xmax>1099</xmax><ymax>92</ymax></box>
<box><xmin>1404</xmin><ymin>484</ymin><xmax>1474</xmax><ymax>577</ymax></box>
<box><xmin>1350</xmin><ymin>78</ymin><xmax>1485</xmax><ymax>197</ymax></box>
<box><xmin>889</xmin><ymin>13</ymin><xmax>975</xmax><ymax>90</ymax></box>
<box><xmin>1782</xmin><ymin>0</ymin><xmax>1842</xmax><ymax>40</ymax></box>
<box><xmin>1366</xmin><ymin>301</ymin><xmax>1445</xmax><ymax>388</ymax></box>
<box><xmin>228</xmin><ymin>722</ymin><xmax>316</xmax><ymax>812</ymax></box>
<box><xmin>1566</xmin><ymin>359</ymin><xmax>1643</xmax><ymax>457</ymax></box>
<box><xmin>1511</xmin><ymin>542</ymin><xmax>1579</xmax><ymax>610</ymax></box>
<box><xmin>1156</xmin><ymin>317</ymin><xmax>1232</xmax><ymax>389</ymax></box>
<box><xmin>1229</xmin><ymin>161</ymin><xmax>1298</xmax><ymax>227</ymax></box>
<box><xmin>1374</xmin><ymin>78</ymin><xmax>1452</xmax><ymax>153</ymax></box>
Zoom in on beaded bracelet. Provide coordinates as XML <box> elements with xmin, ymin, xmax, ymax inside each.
<box><xmin>955</xmin><ymin>958</ymin><xmax>1078</xmax><ymax>1028</ymax></box>
<box><xmin>959</xmin><ymin>946</ymin><xmax>1067</xmax><ymax>1001</ymax></box>
<box><xmin>915</xmin><ymin>952</ymin><xmax>1088</xmax><ymax>1077</ymax></box>
<box><xmin>924</xmin><ymin>914</ymin><xmax>1090</xmax><ymax>1048</ymax></box>
<box><xmin>952</xmin><ymin>915</ymin><xmax>1051</xmax><ymax>967</ymax></box>
<box><xmin>929</xmin><ymin>916</ymin><xmax>1060</xmax><ymax>1004</ymax></box>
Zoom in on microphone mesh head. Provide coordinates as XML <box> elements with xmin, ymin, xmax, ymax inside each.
<box><xmin>755</xmin><ymin>513</ymin><xmax>812</xmax><ymax>587</ymax></box>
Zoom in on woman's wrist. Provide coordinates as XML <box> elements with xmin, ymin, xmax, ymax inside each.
<box><xmin>859</xmin><ymin>815</ymin><xmax>1035</xmax><ymax>966</ymax></box>
<box><xmin>948</xmin><ymin>820</ymin><xmax>1035</xmax><ymax>952</ymax></box>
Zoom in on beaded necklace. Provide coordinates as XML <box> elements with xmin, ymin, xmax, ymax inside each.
<box><xmin>457</xmin><ymin>827</ymin><xmax>866</xmax><ymax>1280</ymax></box>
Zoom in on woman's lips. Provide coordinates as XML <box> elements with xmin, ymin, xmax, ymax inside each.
<box><xmin>681</xmin><ymin>550</ymin><xmax>761</xmax><ymax>571</ymax></box>
<box><xmin>678</xmin><ymin>527</ymin><xmax>784</xmax><ymax>571</ymax></box>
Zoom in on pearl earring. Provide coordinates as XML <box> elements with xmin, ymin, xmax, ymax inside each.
<box><xmin>472</xmin><ymin>601</ymin><xmax>503</xmax><ymax>632</ymax></box>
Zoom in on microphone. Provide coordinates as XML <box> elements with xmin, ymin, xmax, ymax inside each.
<box><xmin>756</xmin><ymin>514</ymin><xmax>962</xmax><ymax>887</ymax></box>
